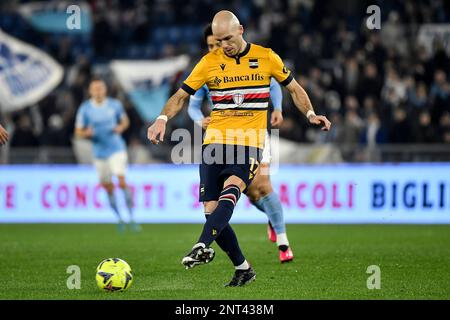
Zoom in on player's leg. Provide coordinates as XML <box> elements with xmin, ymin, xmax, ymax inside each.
<box><xmin>246</xmin><ymin>168</ymin><xmax>277</xmax><ymax>242</ymax></box>
<box><xmin>111</xmin><ymin>151</ymin><xmax>140</xmax><ymax>232</ymax></box>
<box><xmin>195</xmin><ymin>144</ymin><xmax>261</xmax><ymax>248</ymax></box>
<box><xmin>182</xmin><ymin>174</ymin><xmax>252</xmax><ymax>276</ymax></box>
<box><xmin>248</xmin><ymin>131</ymin><xmax>278</xmax><ymax>241</ymax></box>
<box><xmin>249</xmin><ymin>132</ymin><xmax>294</xmax><ymax>262</ymax></box>
<box><xmin>250</xmin><ymin>166</ymin><xmax>294</xmax><ymax>262</ymax></box>
<box><xmin>182</xmin><ymin>162</ymin><xmax>221</xmax><ymax>269</ymax></box>
<box><xmin>117</xmin><ymin>174</ymin><xmax>141</xmax><ymax>232</ymax></box>
<box><xmin>199</xmin><ymin>176</ymin><xmax>255</xmax><ymax>286</ymax></box>
<box><xmin>182</xmin><ymin>176</ymin><xmax>247</xmax><ymax>270</ymax></box>
<box><xmin>182</xmin><ymin>146</ymin><xmax>256</xmax><ymax>286</ymax></box>
<box><xmin>196</xmin><ymin>175</ymin><xmax>245</xmax><ymax>248</ymax></box>
<box><xmin>204</xmin><ymin>199</ymin><xmax>250</xmax><ymax>270</ymax></box>
<box><xmin>203</xmin><ymin>201</ymin><xmax>247</xmax><ymax>271</ymax></box>
<box><xmin>94</xmin><ymin>158</ymin><xmax>125</xmax><ymax>231</ymax></box>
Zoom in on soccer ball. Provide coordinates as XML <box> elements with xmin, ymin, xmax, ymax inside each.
<box><xmin>96</xmin><ymin>258</ymin><xmax>133</xmax><ymax>292</ymax></box>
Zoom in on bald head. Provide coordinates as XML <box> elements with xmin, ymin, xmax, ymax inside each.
<box><xmin>212</xmin><ymin>10</ymin><xmax>240</xmax><ymax>34</ymax></box>
<box><xmin>211</xmin><ymin>10</ymin><xmax>246</xmax><ymax>57</ymax></box>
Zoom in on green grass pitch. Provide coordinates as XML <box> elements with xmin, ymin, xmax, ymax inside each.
<box><xmin>0</xmin><ymin>224</ymin><xmax>448</xmax><ymax>299</ymax></box>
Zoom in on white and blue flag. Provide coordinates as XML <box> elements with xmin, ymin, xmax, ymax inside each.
<box><xmin>110</xmin><ymin>56</ymin><xmax>190</xmax><ymax>122</ymax></box>
<box><xmin>0</xmin><ymin>29</ymin><xmax>63</xmax><ymax>112</ymax></box>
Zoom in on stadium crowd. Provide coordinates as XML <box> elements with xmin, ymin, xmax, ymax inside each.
<box><xmin>1</xmin><ymin>0</ymin><xmax>449</xmax><ymax>158</ymax></box>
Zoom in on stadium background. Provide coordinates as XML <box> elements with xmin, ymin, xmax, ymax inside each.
<box><xmin>1</xmin><ymin>0</ymin><xmax>450</xmax><ymax>162</ymax></box>
<box><xmin>0</xmin><ymin>0</ymin><xmax>449</xmax><ymax>300</ymax></box>
<box><xmin>0</xmin><ymin>0</ymin><xmax>449</xmax><ymax>223</ymax></box>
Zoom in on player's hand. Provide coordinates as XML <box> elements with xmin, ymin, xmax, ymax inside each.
<box><xmin>84</xmin><ymin>127</ymin><xmax>94</xmax><ymax>138</ymax></box>
<box><xmin>309</xmin><ymin>114</ymin><xmax>331</xmax><ymax>131</ymax></box>
<box><xmin>113</xmin><ymin>126</ymin><xmax>124</xmax><ymax>134</ymax></box>
<box><xmin>270</xmin><ymin>110</ymin><xmax>283</xmax><ymax>127</ymax></box>
<box><xmin>147</xmin><ymin>119</ymin><xmax>167</xmax><ymax>144</ymax></box>
<box><xmin>201</xmin><ymin>117</ymin><xmax>211</xmax><ymax>130</ymax></box>
<box><xmin>0</xmin><ymin>125</ymin><xmax>9</xmax><ymax>145</ymax></box>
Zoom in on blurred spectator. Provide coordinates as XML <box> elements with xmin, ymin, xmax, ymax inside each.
<box><xmin>430</xmin><ymin>70</ymin><xmax>450</xmax><ymax>122</ymax></box>
<box><xmin>415</xmin><ymin>111</ymin><xmax>438</xmax><ymax>143</ymax></box>
<box><xmin>342</xmin><ymin>96</ymin><xmax>364</xmax><ymax>144</ymax></box>
<box><xmin>343</xmin><ymin>56</ymin><xmax>359</xmax><ymax>95</ymax></box>
<box><xmin>10</xmin><ymin>114</ymin><xmax>39</xmax><ymax>147</ymax></box>
<box><xmin>380</xmin><ymin>11</ymin><xmax>408</xmax><ymax>57</ymax></box>
<box><xmin>389</xmin><ymin>108</ymin><xmax>412</xmax><ymax>143</ymax></box>
<box><xmin>381</xmin><ymin>69</ymin><xmax>407</xmax><ymax>108</ymax></box>
<box><xmin>360</xmin><ymin>112</ymin><xmax>387</xmax><ymax>147</ymax></box>
<box><xmin>0</xmin><ymin>0</ymin><xmax>449</xmax><ymax>154</ymax></box>
<box><xmin>407</xmin><ymin>81</ymin><xmax>429</xmax><ymax>110</ymax></box>
<box><xmin>438</xmin><ymin>112</ymin><xmax>450</xmax><ymax>142</ymax></box>
<box><xmin>356</xmin><ymin>63</ymin><xmax>383</xmax><ymax>103</ymax></box>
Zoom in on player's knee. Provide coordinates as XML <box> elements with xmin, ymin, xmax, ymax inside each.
<box><xmin>223</xmin><ymin>176</ymin><xmax>246</xmax><ymax>192</ymax></box>
<box><xmin>258</xmin><ymin>179</ymin><xmax>273</xmax><ymax>197</ymax></box>
<box><xmin>203</xmin><ymin>201</ymin><xmax>218</xmax><ymax>213</ymax></box>
<box><xmin>117</xmin><ymin>176</ymin><xmax>127</xmax><ymax>189</ymax></box>
<box><xmin>102</xmin><ymin>182</ymin><xmax>114</xmax><ymax>193</ymax></box>
<box><xmin>246</xmin><ymin>184</ymin><xmax>261</xmax><ymax>203</ymax></box>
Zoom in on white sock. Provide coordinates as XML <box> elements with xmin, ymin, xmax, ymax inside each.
<box><xmin>193</xmin><ymin>242</ymin><xmax>205</xmax><ymax>249</ymax></box>
<box><xmin>235</xmin><ymin>260</ymin><xmax>250</xmax><ymax>270</ymax></box>
<box><xmin>276</xmin><ymin>233</ymin><xmax>289</xmax><ymax>247</ymax></box>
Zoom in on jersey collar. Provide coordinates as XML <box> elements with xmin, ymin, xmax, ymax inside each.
<box><xmin>229</xmin><ymin>42</ymin><xmax>251</xmax><ymax>65</ymax></box>
<box><xmin>91</xmin><ymin>98</ymin><xmax>107</xmax><ymax>107</ymax></box>
<box><xmin>237</xmin><ymin>42</ymin><xmax>251</xmax><ymax>58</ymax></box>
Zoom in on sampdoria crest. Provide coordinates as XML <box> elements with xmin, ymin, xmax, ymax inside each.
<box><xmin>232</xmin><ymin>93</ymin><xmax>244</xmax><ymax>106</ymax></box>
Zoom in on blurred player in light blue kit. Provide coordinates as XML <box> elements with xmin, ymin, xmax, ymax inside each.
<box><xmin>75</xmin><ymin>78</ymin><xmax>140</xmax><ymax>232</ymax></box>
<box><xmin>187</xmin><ymin>24</ymin><xmax>294</xmax><ymax>263</ymax></box>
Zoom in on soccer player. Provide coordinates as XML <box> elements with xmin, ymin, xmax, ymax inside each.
<box><xmin>188</xmin><ymin>24</ymin><xmax>294</xmax><ymax>263</ymax></box>
<box><xmin>0</xmin><ymin>124</ymin><xmax>8</xmax><ymax>145</ymax></box>
<box><xmin>75</xmin><ymin>78</ymin><xmax>140</xmax><ymax>233</ymax></box>
<box><xmin>147</xmin><ymin>11</ymin><xmax>331</xmax><ymax>286</ymax></box>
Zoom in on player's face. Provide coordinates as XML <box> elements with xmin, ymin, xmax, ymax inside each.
<box><xmin>214</xmin><ymin>26</ymin><xmax>244</xmax><ymax>57</ymax></box>
<box><xmin>89</xmin><ymin>81</ymin><xmax>107</xmax><ymax>101</ymax></box>
<box><xmin>206</xmin><ymin>35</ymin><xmax>221</xmax><ymax>52</ymax></box>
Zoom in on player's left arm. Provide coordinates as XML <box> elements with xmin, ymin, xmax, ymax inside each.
<box><xmin>114</xmin><ymin>101</ymin><xmax>130</xmax><ymax>134</ymax></box>
<box><xmin>285</xmin><ymin>79</ymin><xmax>331</xmax><ymax>131</ymax></box>
<box><xmin>269</xmin><ymin>50</ymin><xmax>331</xmax><ymax>131</ymax></box>
<box><xmin>114</xmin><ymin>115</ymin><xmax>130</xmax><ymax>134</ymax></box>
<box><xmin>269</xmin><ymin>78</ymin><xmax>283</xmax><ymax>127</ymax></box>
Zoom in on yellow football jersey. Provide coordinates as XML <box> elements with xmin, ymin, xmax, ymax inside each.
<box><xmin>182</xmin><ymin>43</ymin><xmax>293</xmax><ymax>149</ymax></box>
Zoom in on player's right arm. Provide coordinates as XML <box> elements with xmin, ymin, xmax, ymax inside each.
<box><xmin>74</xmin><ymin>104</ymin><xmax>94</xmax><ymax>139</ymax></box>
<box><xmin>75</xmin><ymin>126</ymin><xmax>94</xmax><ymax>139</ymax></box>
<box><xmin>148</xmin><ymin>57</ymin><xmax>208</xmax><ymax>144</ymax></box>
<box><xmin>0</xmin><ymin>124</ymin><xmax>9</xmax><ymax>145</ymax></box>
<box><xmin>147</xmin><ymin>88</ymin><xmax>190</xmax><ymax>144</ymax></box>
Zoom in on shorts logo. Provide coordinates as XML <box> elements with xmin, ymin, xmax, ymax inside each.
<box><xmin>249</xmin><ymin>59</ymin><xmax>258</xmax><ymax>69</ymax></box>
<box><xmin>200</xmin><ymin>184</ymin><xmax>205</xmax><ymax>197</ymax></box>
<box><xmin>213</xmin><ymin>76</ymin><xmax>222</xmax><ymax>86</ymax></box>
<box><xmin>283</xmin><ymin>66</ymin><xmax>288</xmax><ymax>74</ymax></box>
<box><xmin>212</xmin><ymin>228</ymin><xmax>217</xmax><ymax>236</ymax></box>
<box><xmin>232</xmin><ymin>93</ymin><xmax>244</xmax><ymax>106</ymax></box>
